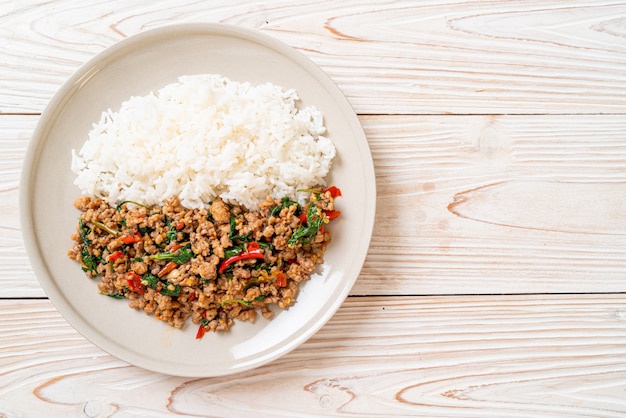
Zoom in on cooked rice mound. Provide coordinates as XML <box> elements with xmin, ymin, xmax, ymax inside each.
<box><xmin>71</xmin><ymin>74</ymin><xmax>336</xmax><ymax>210</ymax></box>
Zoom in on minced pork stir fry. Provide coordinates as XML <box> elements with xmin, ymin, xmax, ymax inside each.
<box><xmin>68</xmin><ymin>186</ymin><xmax>341</xmax><ymax>339</ymax></box>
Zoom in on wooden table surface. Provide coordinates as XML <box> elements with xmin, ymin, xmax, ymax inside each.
<box><xmin>2</xmin><ymin>1</ymin><xmax>626</xmax><ymax>417</ymax></box>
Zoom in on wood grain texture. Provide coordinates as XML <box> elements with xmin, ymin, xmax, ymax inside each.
<box><xmin>358</xmin><ymin>113</ymin><xmax>626</xmax><ymax>295</ymax></box>
<box><xmin>1</xmin><ymin>296</ymin><xmax>626</xmax><ymax>417</ymax></box>
<box><xmin>3</xmin><ymin>114</ymin><xmax>626</xmax><ymax>297</ymax></box>
<box><xmin>0</xmin><ymin>116</ymin><xmax>38</xmax><ymax>298</ymax></box>
<box><xmin>1</xmin><ymin>1</ymin><xmax>626</xmax><ymax>115</ymax></box>
<box><xmin>3</xmin><ymin>2</ymin><xmax>626</xmax><ymax>416</ymax></box>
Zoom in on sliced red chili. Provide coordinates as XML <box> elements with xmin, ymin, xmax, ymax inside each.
<box><xmin>324</xmin><ymin>210</ymin><xmax>341</xmax><ymax>220</ymax></box>
<box><xmin>175</xmin><ymin>221</ymin><xmax>185</xmax><ymax>230</ymax></box>
<box><xmin>196</xmin><ymin>312</ymin><xmax>209</xmax><ymax>339</ymax></box>
<box><xmin>122</xmin><ymin>232</ymin><xmax>142</xmax><ymax>245</ymax></box>
<box><xmin>169</xmin><ymin>243</ymin><xmax>184</xmax><ymax>253</ymax></box>
<box><xmin>106</xmin><ymin>251</ymin><xmax>124</xmax><ymax>262</ymax></box>
<box><xmin>276</xmin><ymin>272</ymin><xmax>287</xmax><ymax>287</ymax></box>
<box><xmin>196</xmin><ymin>325</ymin><xmax>207</xmax><ymax>340</ymax></box>
<box><xmin>126</xmin><ymin>272</ymin><xmax>144</xmax><ymax>295</ymax></box>
<box><xmin>157</xmin><ymin>261</ymin><xmax>178</xmax><ymax>278</ymax></box>
<box><xmin>324</xmin><ymin>186</ymin><xmax>342</xmax><ymax>198</ymax></box>
<box><xmin>218</xmin><ymin>242</ymin><xmax>265</xmax><ymax>274</ymax></box>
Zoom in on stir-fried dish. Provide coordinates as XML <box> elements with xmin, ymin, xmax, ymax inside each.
<box><xmin>68</xmin><ymin>187</ymin><xmax>341</xmax><ymax>338</ymax></box>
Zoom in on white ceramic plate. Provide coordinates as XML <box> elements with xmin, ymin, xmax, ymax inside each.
<box><xmin>20</xmin><ymin>23</ymin><xmax>375</xmax><ymax>377</ymax></box>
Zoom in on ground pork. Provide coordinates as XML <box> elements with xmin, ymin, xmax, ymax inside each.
<box><xmin>67</xmin><ymin>188</ymin><xmax>340</xmax><ymax>338</ymax></box>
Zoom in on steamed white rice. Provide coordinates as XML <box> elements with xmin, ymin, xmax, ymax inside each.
<box><xmin>71</xmin><ymin>74</ymin><xmax>336</xmax><ymax>209</ymax></box>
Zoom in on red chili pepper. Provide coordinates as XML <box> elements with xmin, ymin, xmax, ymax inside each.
<box><xmin>157</xmin><ymin>261</ymin><xmax>178</xmax><ymax>278</ymax></box>
<box><xmin>218</xmin><ymin>242</ymin><xmax>265</xmax><ymax>274</ymax></box>
<box><xmin>165</xmin><ymin>243</ymin><xmax>184</xmax><ymax>255</ymax></box>
<box><xmin>196</xmin><ymin>311</ymin><xmax>208</xmax><ymax>339</ymax></box>
<box><xmin>188</xmin><ymin>292</ymin><xmax>197</xmax><ymax>301</ymax></box>
<box><xmin>298</xmin><ymin>213</ymin><xmax>307</xmax><ymax>224</ymax></box>
<box><xmin>324</xmin><ymin>186</ymin><xmax>342</xmax><ymax>198</ymax></box>
<box><xmin>196</xmin><ymin>325</ymin><xmax>207</xmax><ymax>339</ymax></box>
<box><xmin>106</xmin><ymin>251</ymin><xmax>124</xmax><ymax>262</ymax></box>
<box><xmin>126</xmin><ymin>272</ymin><xmax>144</xmax><ymax>295</ymax></box>
<box><xmin>175</xmin><ymin>221</ymin><xmax>185</xmax><ymax>230</ymax></box>
<box><xmin>276</xmin><ymin>271</ymin><xmax>287</xmax><ymax>287</ymax></box>
<box><xmin>324</xmin><ymin>210</ymin><xmax>341</xmax><ymax>220</ymax></box>
<box><xmin>122</xmin><ymin>232</ymin><xmax>142</xmax><ymax>245</ymax></box>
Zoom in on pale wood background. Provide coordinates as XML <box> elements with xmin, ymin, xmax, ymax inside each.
<box><xmin>2</xmin><ymin>1</ymin><xmax>626</xmax><ymax>417</ymax></box>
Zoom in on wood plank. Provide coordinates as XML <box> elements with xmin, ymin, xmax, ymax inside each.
<box><xmin>1</xmin><ymin>296</ymin><xmax>626</xmax><ymax>416</ymax></box>
<box><xmin>357</xmin><ymin>113</ymin><xmax>626</xmax><ymax>295</ymax></box>
<box><xmin>0</xmin><ymin>116</ymin><xmax>39</xmax><ymax>297</ymax></box>
<box><xmin>3</xmin><ymin>114</ymin><xmax>626</xmax><ymax>297</ymax></box>
<box><xmin>1</xmin><ymin>1</ymin><xmax>626</xmax><ymax>115</ymax></box>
